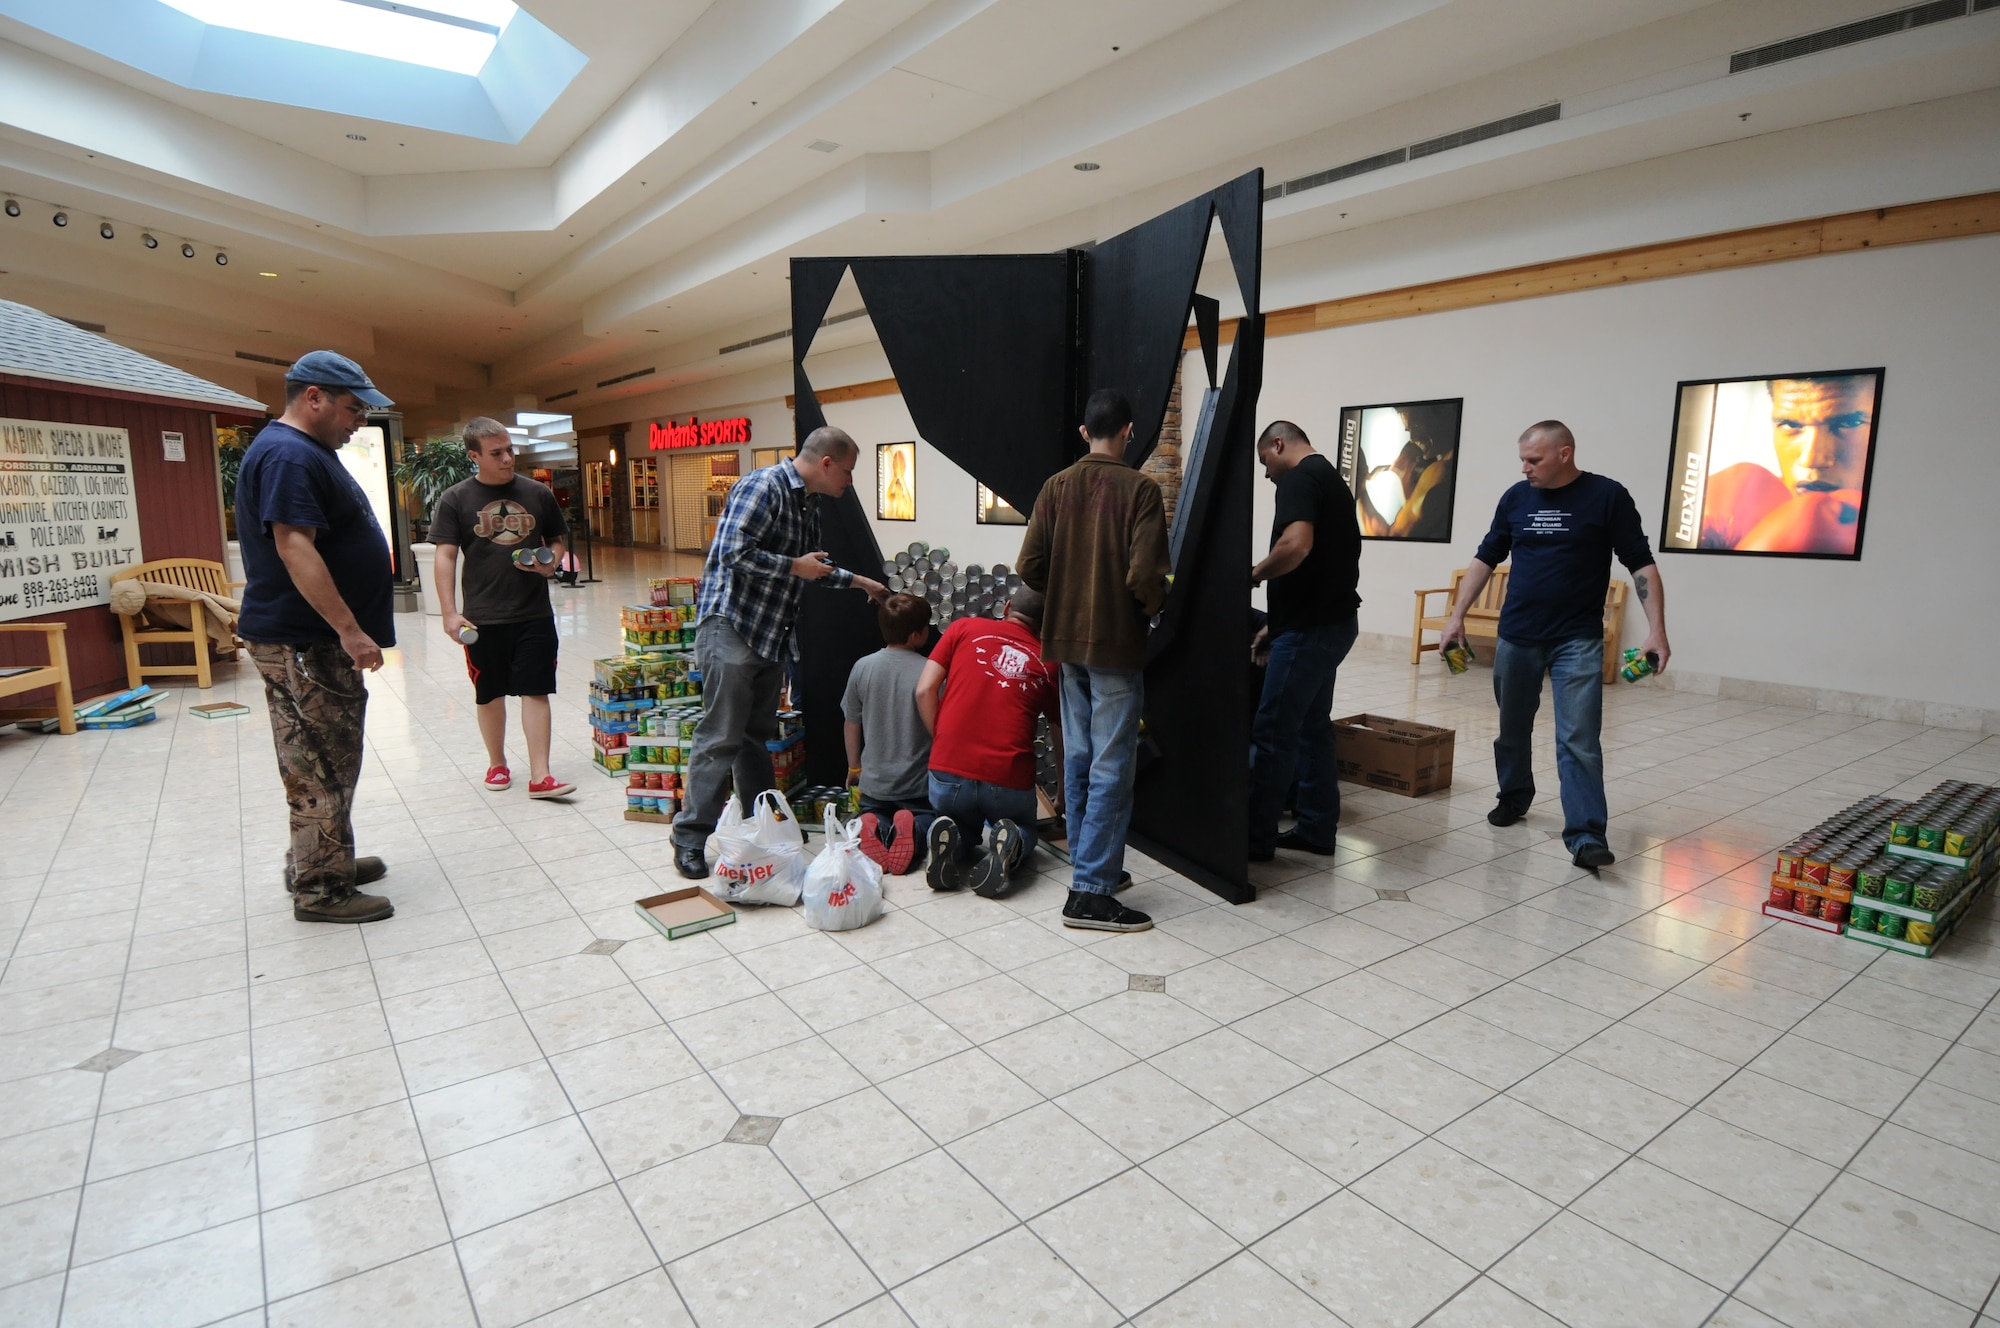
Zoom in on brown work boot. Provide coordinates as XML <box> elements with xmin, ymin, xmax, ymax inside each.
<box><xmin>294</xmin><ymin>891</ymin><xmax>395</xmax><ymax>924</ymax></box>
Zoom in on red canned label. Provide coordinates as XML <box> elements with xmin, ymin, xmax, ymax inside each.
<box><xmin>1826</xmin><ymin>861</ymin><xmax>1858</xmax><ymax>897</ymax></box>
<box><xmin>1795</xmin><ymin>893</ymin><xmax>1823</xmax><ymax>918</ymax></box>
<box><xmin>1801</xmin><ymin>856</ymin><xmax>1831</xmax><ymax>887</ymax></box>
<box><xmin>1774</xmin><ymin>850</ymin><xmax>1803</xmax><ymax>878</ymax></box>
<box><xmin>1768</xmin><ymin>884</ymin><xmax>1796</xmax><ymax>909</ymax></box>
<box><xmin>1823</xmin><ymin>899</ymin><xmax>1849</xmax><ymax>925</ymax></box>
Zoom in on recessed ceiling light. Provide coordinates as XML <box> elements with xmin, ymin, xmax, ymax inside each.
<box><xmin>259</xmin><ymin>271</ymin><xmax>278</xmax><ymax>277</ymax></box>
<box><xmin>1073</xmin><ymin>162</ymin><xmax>1100</xmax><ymax>172</ymax></box>
<box><xmin>806</xmin><ymin>140</ymin><xmax>840</xmax><ymax>153</ymax></box>
<box><xmin>181</xmin><ymin>242</ymin><xmax>196</xmax><ymax>258</ymax></box>
<box><xmin>645</xmin><ymin>328</ymin><xmax>659</xmax><ymax>333</ymax></box>
<box><xmin>347</xmin><ymin>132</ymin><xmax>367</xmax><ymax>141</ymax></box>
<box><xmin>215</xmin><ymin>252</ymin><xmax>228</xmax><ymax>266</ymax></box>
<box><xmin>3</xmin><ymin>199</ymin><xmax>17</xmax><ymax>217</ymax></box>
<box><xmin>142</xmin><ymin>233</ymin><xmax>158</xmax><ymax>248</ymax></box>
<box><xmin>52</xmin><ymin>211</ymin><xmax>68</xmax><ymax>226</ymax></box>
<box><xmin>98</xmin><ymin>221</ymin><xmax>114</xmax><ymax>239</ymax></box>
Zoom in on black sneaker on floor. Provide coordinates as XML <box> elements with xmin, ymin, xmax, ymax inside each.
<box><xmin>1062</xmin><ymin>889</ymin><xmax>1152</xmax><ymax>932</ymax></box>
<box><xmin>971</xmin><ymin>819</ymin><xmax>1028</xmax><ymax>898</ymax></box>
<box><xmin>926</xmin><ymin>818</ymin><xmax>969</xmax><ymax>891</ymax></box>
<box><xmin>1573</xmin><ymin>841</ymin><xmax>1616</xmax><ymax>870</ymax></box>
<box><xmin>674</xmin><ymin>844</ymin><xmax>710</xmax><ymax>879</ymax></box>
<box><xmin>1487</xmin><ymin>803</ymin><xmax>1529</xmax><ymax>827</ymax></box>
<box><xmin>1275</xmin><ymin>831</ymin><xmax>1336</xmax><ymax>856</ymax></box>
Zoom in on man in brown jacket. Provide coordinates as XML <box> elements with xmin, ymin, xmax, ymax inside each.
<box><xmin>1019</xmin><ymin>389</ymin><xmax>1171</xmax><ymax>932</ymax></box>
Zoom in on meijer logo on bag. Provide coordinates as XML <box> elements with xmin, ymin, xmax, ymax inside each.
<box><xmin>717</xmin><ymin>859</ymin><xmax>776</xmax><ymax>885</ymax></box>
<box><xmin>829</xmin><ymin>884</ymin><xmax>856</xmax><ymax>907</ymax></box>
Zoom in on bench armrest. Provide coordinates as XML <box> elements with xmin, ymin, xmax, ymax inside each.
<box><xmin>0</xmin><ymin>623</ymin><xmax>66</xmax><ymax>634</ymax></box>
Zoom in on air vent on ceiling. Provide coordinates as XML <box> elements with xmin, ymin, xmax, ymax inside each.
<box><xmin>61</xmin><ymin>318</ymin><xmax>107</xmax><ymax>333</ymax></box>
<box><xmin>544</xmin><ymin>388</ymin><xmax>577</xmax><ymax>403</ymax></box>
<box><xmin>1730</xmin><ymin>0</ymin><xmax>1967</xmax><ymax>73</ymax></box>
<box><xmin>718</xmin><ymin>306</ymin><xmax>869</xmax><ymax>356</ymax></box>
<box><xmin>596</xmin><ymin>367</ymin><xmax>655</xmax><ymax>388</ymax></box>
<box><xmin>806</xmin><ymin>140</ymin><xmax>841</xmax><ymax>153</ymax></box>
<box><xmin>1264</xmin><ymin>103</ymin><xmax>1562</xmax><ymax>202</ymax></box>
<box><xmin>235</xmin><ymin>349</ymin><xmax>292</xmax><ymax>367</ymax></box>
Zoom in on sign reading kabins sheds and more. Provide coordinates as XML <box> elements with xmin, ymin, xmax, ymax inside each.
<box><xmin>0</xmin><ymin>418</ymin><xmax>145</xmax><ymax>623</ymax></box>
<box><xmin>649</xmin><ymin>417</ymin><xmax>751</xmax><ymax>450</ymax></box>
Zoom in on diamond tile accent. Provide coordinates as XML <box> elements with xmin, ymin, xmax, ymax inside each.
<box><xmin>581</xmin><ymin>938</ymin><xmax>627</xmax><ymax>955</ymax></box>
<box><xmin>1129</xmin><ymin>974</ymin><xmax>1167</xmax><ymax>993</ymax></box>
<box><xmin>726</xmin><ymin>1114</ymin><xmax>784</xmax><ymax>1146</ymax></box>
<box><xmin>75</xmin><ymin>1047</ymin><xmax>143</xmax><ymax>1073</ymax></box>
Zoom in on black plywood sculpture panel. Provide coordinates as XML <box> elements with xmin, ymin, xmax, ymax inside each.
<box><xmin>792</xmin><ymin>169</ymin><xmax>1265</xmax><ymax>903</ymax></box>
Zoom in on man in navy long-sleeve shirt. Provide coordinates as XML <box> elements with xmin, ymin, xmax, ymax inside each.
<box><xmin>1441</xmin><ymin>421</ymin><xmax>1670</xmax><ymax>869</ymax></box>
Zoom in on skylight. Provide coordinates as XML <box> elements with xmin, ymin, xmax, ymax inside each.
<box><xmin>159</xmin><ymin>0</ymin><xmax>518</xmax><ymax>75</ymax></box>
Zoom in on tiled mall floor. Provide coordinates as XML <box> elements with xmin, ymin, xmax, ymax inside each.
<box><xmin>5</xmin><ymin>554</ymin><xmax>2000</xmax><ymax>1328</ymax></box>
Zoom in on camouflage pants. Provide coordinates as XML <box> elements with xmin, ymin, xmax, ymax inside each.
<box><xmin>249</xmin><ymin>642</ymin><xmax>368</xmax><ymax>905</ymax></box>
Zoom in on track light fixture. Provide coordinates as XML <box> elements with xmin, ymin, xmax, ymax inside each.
<box><xmin>214</xmin><ymin>251</ymin><xmax>228</xmax><ymax>266</ymax></box>
<box><xmin>142</xmin><ymin>233</ymin><xmax>158</xmax><ymax>249</ymax></box>
<box><xmin>3</xmin><ymin>199</ymin><xmax>18</xmax><ymax>217</ymax></box>
<box><xmin>98</xmin><ymin>221</ymin><xmax>114</xmax><ymax>240</ymax></box>
<box><xmin>181</xmin><ymin>242</ymin><xmax>195</xmax><ymax>258</ymax></box>
<box><xmin>52</xmin><ymin>211</ymin><xmax>68</xmax><ymax>227</ymax></box>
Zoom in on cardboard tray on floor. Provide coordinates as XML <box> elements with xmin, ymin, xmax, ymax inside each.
<box><xmin>634</xmin><ymin>887</ymin><xmax>735</xmax><ymax>939</ymax></box>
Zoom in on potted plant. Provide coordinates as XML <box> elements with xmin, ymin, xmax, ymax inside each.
<box><xmin>397</xmin><ymin>438</ymin><xmax>475</xmax><ymax>616</ymax></box>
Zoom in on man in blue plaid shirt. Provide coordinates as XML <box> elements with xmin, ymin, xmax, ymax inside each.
<box><xmin>673</xmin><ymin>426</ymin><xmax>886</xmax><ymax>877</ymax></box>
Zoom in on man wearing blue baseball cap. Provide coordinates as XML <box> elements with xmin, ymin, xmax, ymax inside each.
<box><xmin>235</xmin><ymin>351</ymin><xmax>399</xmax><ymax>923</ymax></box>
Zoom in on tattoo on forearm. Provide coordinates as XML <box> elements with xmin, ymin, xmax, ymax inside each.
<box><xmin>1635</xmin><ymin>577</ymin><xmax>1649</xmax><ymax>602</ymax></box>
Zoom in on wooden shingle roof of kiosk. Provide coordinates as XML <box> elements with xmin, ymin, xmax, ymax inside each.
<box><xmin>0</xmin><ymin>298</ymin><xmax>266</xmax><ymax>413</ymax></box>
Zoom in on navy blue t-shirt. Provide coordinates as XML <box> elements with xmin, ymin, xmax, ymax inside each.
<box><xmin>235</xmin><ymin>422</ymin><xmax>396</xmax><ymax>647</ymax></box>
<box><xmin>1473</xmin><ymin>472</ymin><xmax>1654</xmax><ymax>645</ymax></box>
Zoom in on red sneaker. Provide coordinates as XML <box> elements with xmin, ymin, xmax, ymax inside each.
<box><xmin>528</xmin><ymin>775</ymin><xmax>576</xmax><ymax>800</ymax></box>
<box><xmin>484</xmin><ymin>765</ymin><xmax>511</xmax><ymax>791</ymax></box>
<box><xmin>882</xmin><ymin>809</ymin><xmax>917</xmax><ymax>875</ymax></box>
<box><xmin>857</xmin><ymin>813</ymin><xmax>893</xmax><ymax>872</ymax></box>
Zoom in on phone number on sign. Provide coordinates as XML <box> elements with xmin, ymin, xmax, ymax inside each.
<box><xmin>17</xmin><ymin>575</ymin><xmax>102</xmax><ymax>609</ymax></box>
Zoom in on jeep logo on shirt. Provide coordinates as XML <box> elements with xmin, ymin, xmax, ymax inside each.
<box><xmin>473</xmin><ymin>499</ymin><xmax>536</xmax><ymax>545</ymax></box>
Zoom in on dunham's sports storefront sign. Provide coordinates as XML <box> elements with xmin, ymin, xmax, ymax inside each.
<box><xmin>0</xmin><ymin>418</ymin><xmax>144</xmax><ymax>623</ymax></box>
<box><xmin>649</xmin><ymin>416</ymin><xmax>751</xmax><ymax>451</ymax></box>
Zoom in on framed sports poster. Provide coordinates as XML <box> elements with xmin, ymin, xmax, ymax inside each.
<box><xmin>1334</xmin><ymin>398</ymin><xmax>1460</xmax><ymax>542</ymax></box>
<box><xmin>976</xmin><ymin>482</ymin><xmax>1025</xmax><ymax>525</ymax></box>
<box><xmin>1659</xmin><ymin>369</ymin><xmax>1882</xmax><ymax>559</ymax></box>
<box><xmin>876</xmin><ymin>442</ymin><xmax>915</xmax><ymax>521</ymax></box>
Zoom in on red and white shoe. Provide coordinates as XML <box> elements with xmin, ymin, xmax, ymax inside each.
<box><xmin>484</xmin><ymin>765</ymin><xmax>511</xmax><ymax>791</ymax></box>
<box><xmin>528</xmin><ymin>775</ymin><xmax>576</xmax><ymax>800</ymax></box>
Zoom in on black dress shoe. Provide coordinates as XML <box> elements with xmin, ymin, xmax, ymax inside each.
<box><xmin>1275</xmin><ymin>831</ymin><xmax>1337</xmax><ymax>856</ymax></box>
<box><xmin>674</xmin><ymin>845</ymin><xmax>710</xmax><ymax>880</ymax></box>
<box><xmin>1573</xmin><ymin>842</ymin><xmax>1616</xmax><ymax>870</ymax></box>
<box><xmin>1487</xmin><ymin>804</ymin><xmax>1528</xmax><ymax>827</ymax></box>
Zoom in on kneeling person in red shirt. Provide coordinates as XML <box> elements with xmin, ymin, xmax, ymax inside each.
<box><xmin>917</xmin><ymin>587</ymin><xmax>1059</xmax><ymax>897</ymax></box>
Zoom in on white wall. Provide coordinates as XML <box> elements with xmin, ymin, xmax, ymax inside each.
<box><xmin>1250</xmin><ymin>234</ymin><xmax>2000</xmax><ymax>712</ymax></box>
<box><xmin>821</xmin><ymin>391</ymin><xmax>1038</xmax><ymax>573</ymax></box>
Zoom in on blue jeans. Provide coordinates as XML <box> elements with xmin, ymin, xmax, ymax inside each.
<box><xmin>1249</xmin><ymin>618</ymin><xmax>1359</xmax><ymax>854</ymax></box>
<box><xmin>927</xmin><ymin>772</ymin><xmax>1037</xmax><ymax>862</ymax></box>
<box><xmin>1059</xmin><ymin>665</ymin><xmax>1143</xmax><ymax>895</ymax></box>
<box><xmin>1493</xmin><ymin>636</ymin><xmax>1607</xmax><ymax>853</ymax></box>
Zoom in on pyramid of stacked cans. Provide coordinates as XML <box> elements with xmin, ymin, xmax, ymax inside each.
<box><xmin>588</xmin><ymin>579</ymin><xmax>703</xmax><ymax>782</ymax></box>
<box><xmin>624</xmin><ymin>704</ymin><xmax>703</xmax><ymax>822</ymax></box>
<box><xmin>885</xmin><ymin>542</ymin><xmax>1024</xmax><ymax>627</ymax></box>
<box><xmin>1765</xmin><ymin>780</ymin><xmax>1999</xmax><ymax>957</ymax></box>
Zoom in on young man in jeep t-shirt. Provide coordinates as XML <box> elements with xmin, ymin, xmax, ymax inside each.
<box><xmin>915</xmin><ymin>587</ymin><xmax>1059</xmax><ymax>897</ymax></box>
<box><xmin>431</xmin><ymin>417</ymin><xmax>574</xmax><ymax>799</ymax></box>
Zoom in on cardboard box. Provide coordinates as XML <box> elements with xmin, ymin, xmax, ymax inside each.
<box><xmin>1333</xmin><ymin>713</ymin><xmax>1454</xmax><ymax>797</ymax></box>
<box><xmin>634</xmin><ymin>887</ymin><xmax>736</xmax><ymax>939</ymax></box>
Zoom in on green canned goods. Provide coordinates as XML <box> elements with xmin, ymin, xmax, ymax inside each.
<box><xmin>1916</xmin><ymin>824</ymin><xmax>1946</xmax><ymax>852</ymax></box>
<box><xmin>1856</xmin><ymin>860</ymin><xmax>1887</xmax><ymax>898</ymax></box>
<box><xmin>1913</xmin><ymin>877</ymin><xmax>1945</xmax><ymax>911</ymax></box>
<box><xmin>1848</xmin><ymin>905</ymin><xmax>1878</xmax><ymax>932</ymax></box>
<box><xmin>1888</xmin><ymin>819</ymin><xmax>1918</xmax><ymax>846</ymax></box>
<box><xmin>1943</xmin><ymin>826</ymin><xmax>1973</xmax><ymax>857</ymax></box>
<box><xmin>1875</xmin><ymin>912</ymin><xmax>1907</xmax><ymax>941</ymax></box>
<box><xmin>1884</xmin><ymin>866</ymin><xmax>1919</xmax><ymax>906</ymax></box>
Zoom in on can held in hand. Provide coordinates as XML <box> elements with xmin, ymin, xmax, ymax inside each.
<box><xmin>1618</xmin><ymin>647</ymin><xmax>1658</xmax><ymax>682</ymax></box>
<box><xmin>1443</xmin><ymin>642</ymin><xmax>1475</xmax><ymax>675</ymax></box>
<box><xmin>456</xmin><ymin>624</ymin><xmax>479</xmax><ymax>645</ymax></box>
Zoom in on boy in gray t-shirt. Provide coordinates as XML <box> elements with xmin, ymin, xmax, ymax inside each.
<box><xmin>842</xmin><ymin>593</ymin><xmax>935</xmax><ymax>874</ymax></box>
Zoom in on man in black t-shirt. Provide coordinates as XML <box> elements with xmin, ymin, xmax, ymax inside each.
<box><xmin>1441</xmin><ymin>421</ymin><xmax>1670</xmax><ymax>870</ymax></box>
<box><xmin>431</xmin><ymin>418</ymin><xmax>575</xmax><ymax>800</ymax></box>
<box><xmin>237</xmin><ymin>350</ymin><xmax>397</xmax><ymax>923</ymax></box>
<box><xmin>1248</xmin><ymin>421</ymin><xmax>1363</xmax><ymax>861</ymax></box>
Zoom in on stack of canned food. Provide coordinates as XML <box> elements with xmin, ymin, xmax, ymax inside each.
<box><xmin>621</xmin><ymin>602</ymin><xmax>697</xmax><ymax>651</ymax></box>
<box><xmin>1846</xmin><ymin>858</ymin><xmax>1970</xmax><ymax>946</ymax></box>
<box><xmin>624</xmin><ymin>704</ymin><xmax>702</xmax><ymax>816</ymax></box>
<box><xmin>791</xmin><ymin>784</ymin><xmax>858</xmax><ymax>826</ymax></box>
<box><xmin>648</xmin><ymin>576</ymin><xmax>698</xmax><ymax>608</ymax></box>
<box><xmin>1767</xmin><ymin>796</ymin><xmax>1904</xmax><ymax>929</ymax></box>
<box><xmin>1887</xmin><ymin>780</ymin><xmax>2000</xmax><ymax>862</ymax></box>
<box><xmin>884</xmin><ymin>541</ymin><xmax>1025</xmax><ymax>627</ymax></box>
<box><xmin>626</xmin><ymin>770</ymin><xmax>682</xmax><ymax>817</ymax></box>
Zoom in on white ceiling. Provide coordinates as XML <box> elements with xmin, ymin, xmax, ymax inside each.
<box><xmin>0</xmin><ymin>0</ymin><xmax>1993</xmax><ymax>436</ymax></box>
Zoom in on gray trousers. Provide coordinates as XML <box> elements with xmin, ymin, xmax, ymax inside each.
<box><xmin>673</xmin><ymin>617</ymin><xmax>784</xmax><ymax>849</ymax></box>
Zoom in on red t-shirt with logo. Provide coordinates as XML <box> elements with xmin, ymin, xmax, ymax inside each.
<box><xmin>929</xmin><ymin>616</ymin><xmax>1059</xmax><ymax>790</ymax></box>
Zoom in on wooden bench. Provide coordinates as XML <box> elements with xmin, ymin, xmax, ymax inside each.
<box><xmin>1412</xmin><ymin>567</ymin><xmax>1629</xmax><ymax>683</ymax></box>
<box><xmin>110</xmin><ymin>558</ymin><xmax>241</xmax><ymax>690</ymax></box>
<box><xmin>0</xmin><ymin>622</ymin><xmax>77</xmax><ymax>734</ymax></box>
